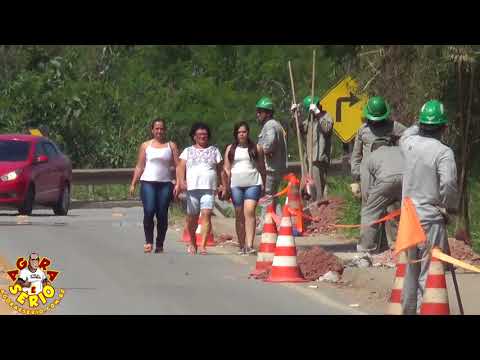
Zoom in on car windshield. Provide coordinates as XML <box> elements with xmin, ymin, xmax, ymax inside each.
<box><xmin>0</xmin><ymin>141</ymin><xmax>30</xmax><ymax>161</ymax></box>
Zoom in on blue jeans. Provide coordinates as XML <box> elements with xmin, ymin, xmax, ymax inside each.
<box><xmin>230</xmin><ymin>185</ymin><xmax>262</xmax><ymax>208</ymax></box>
<box><xmin>140</xmin><ymin>181</ymin><xmax>174</xmax><ymax>247</ymax></box>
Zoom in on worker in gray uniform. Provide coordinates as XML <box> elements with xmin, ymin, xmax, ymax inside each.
<box><xmin>400</xmin><ymin>100</ymin><xmax>458</xmax><ymax>315</ymax></box>
<box><xmin>255</xmin><ymin>96</ymin><xmax>287</xmax><ymax>233</ymax></box>
<box><xmin>351</xmin><ymin>96</ymin><xmax>406</xmax><ymax>206</ymax></box>
<box><xmin>290</xmin><ymin>96</ymin><xmax>334</xmax><ymax>201</ymax></box>
<box><xmin>357</xmin><ymin>136</ymin><xmax>404</xmax><ymax>253</ymax></box>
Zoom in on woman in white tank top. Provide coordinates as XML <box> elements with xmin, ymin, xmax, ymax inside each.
<box><xmin>223</xmin><ymin>122</ymin><xmax>266</xmax><ymax>255</ymax></box>
<box><xmin>130</xmin><ymin>118</ymin><xmax>180</xmax><ymax>254</ymax></box>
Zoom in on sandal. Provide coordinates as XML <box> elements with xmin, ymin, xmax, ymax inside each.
<box><xmin>144</xmin><ymin>244</ymin><xmax>153</xmax><ymax>253</ymax></box>
<box><xmin>187</xmin><ymin>245</ymin><xmax>197</xmax><ymax>255</ymax></box>
<box><xmin>246</xmin><ymin>247</ymin><xmax>257</xmax><ymax>255</ymax></box>
<box><xmin>199</xmin><ymin>248</ymin><xmax>208</xmax><ymax>255</ymax></box>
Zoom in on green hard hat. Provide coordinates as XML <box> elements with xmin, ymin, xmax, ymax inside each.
<box><xmin>303</xmin><ymin>96</ymin><xmax>320</xmax><ymax>112</ymax></box>
<box><xmin>419</xmin><ymin>100</ymin><xmax>447</xmax><ymax>125</ymax></box>
<box><xmin>256</xmin><ymin>96</ymin><xmax>273</xmax><ymax>111</ymax></box>
<box><xmin>363</xmin><ymin>96</ymin><xmax>391</xmax><ymax>121</ymax></box>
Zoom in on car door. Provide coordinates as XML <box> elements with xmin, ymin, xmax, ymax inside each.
<box><xmin>41</xmin><ymin>142</ymin><xmax>61</xmax><ymax>203</ymax></box>
<box><xmin>31</xmin><ymin>142</ymin><xmax>50</xmax><ymax>203</ymax></box>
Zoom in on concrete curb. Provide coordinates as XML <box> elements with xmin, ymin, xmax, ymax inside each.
<box><xmin>71</xmin><ymin>200</ymin><xmax>142</xmax><ymax>209</ymax></box>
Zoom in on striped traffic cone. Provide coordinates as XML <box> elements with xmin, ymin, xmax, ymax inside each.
<box><xmin>284</xmin><ymin>174</ymin><xmax>304</xmax><ymax>236</ymax></box>
<box><xmin>420</xmin><ymin>251</ymin><xmax>450</xmax><ymax>315</ymax></box>
<box><xmin>264</xmin><ymin>205</ymin><xmax>307</xmax><ymax>283</ymax></box>
<box><xmin>386</xmin><ymin>251</ymin><xmax>407</xmax><ymax>315</ymax></box>
<box><xmin>181</xmin><ymin>217</ymin><xmax>216</xmax><ymax>246</ymax></box>
<box><xmin>181</xmin><ymin>223</ymin><xmax>190</xmax><ymax>243</ymax></box>
<box><xmin>195</xmin><ymin>216</ymin><xmax>216</xmax><ymax>247</ymax></box>
<box><xmin>250</xmin><ymin>204</ymin><xmax>277</xmax><ymax>276</ymax></box>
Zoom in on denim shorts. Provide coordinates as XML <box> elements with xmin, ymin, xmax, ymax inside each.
<box><xmin>186</xmin><ymin>190</ymin><xmax>215</xmax><ymax>215</ymax></box>
<box><xmin>230</xmin><ymin>185</ymin><xmax>262</xmax><ymax>208</ymax></box>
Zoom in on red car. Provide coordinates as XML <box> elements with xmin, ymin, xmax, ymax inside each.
<box><xmin>0</xmin><ymin>134</ymin><xmax>72</xmax><ymax>215</ymax></box>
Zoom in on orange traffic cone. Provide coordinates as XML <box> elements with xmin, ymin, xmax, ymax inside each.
<box><xmin>181</xmin><ymin>217</ymin><xmax>216</xmax><ymax>247</ymax></box>
<box><xmin>195</xmin><ymin>216</ymin><xmax>216</xmax><ymax>247</ymax></box>
<box><xmin>250</xmin><ymin>204</ymin><xmax>277</xmax><ymax>276</ymax></box>
<box><xmin>420</xmin><ymin>252</ymin><xmax>450</xmax><ymax>315</ymax></box>
<box><xmin>181</xmin><ymin>223</ymin><xmax>190</xmax><ymax>243</ymax></box>
<box><xmin>284</xmin><ymin>174</ymin><xmax>304</xmax><ymax>236</ymax></box>
<box><xmin>386</xmin><ymin>251</ymin><xmax>407</xmax><ymax>315</ymax></box>
<box><xmin>265</xmin><ymin>205</ymin><xmax>307</xmax><ymax>283</ymax></box>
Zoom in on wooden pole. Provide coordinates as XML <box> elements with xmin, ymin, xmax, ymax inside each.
<box><xmin>288</xmin><ymin>61</ymin><xmax>306</xmax><ymax>180</ymax></box>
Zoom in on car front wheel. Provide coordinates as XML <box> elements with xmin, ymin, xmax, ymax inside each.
<box><xmin>53</xmin><ymin>183</ymin><xmax>70</xmax><ymax>216</ymax></box>
<box><xmin>18</xmin><ymin>185</ymin><xmax>34</xmax><ymax>216</ymax></box>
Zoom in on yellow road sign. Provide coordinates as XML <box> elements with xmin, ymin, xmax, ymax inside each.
<box><xmin>28</xmin><ymin>128</ymin><xmax>43</xmax><ymax>137</ymax></box>
<box><xmin>319</xmin><ymin>76</ymin><xmax>368</xmax><ymax>143</ymax></box>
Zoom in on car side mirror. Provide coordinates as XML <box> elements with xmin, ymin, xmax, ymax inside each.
<box><xmin>34</xmin><ymin>155</ymin><xmax>49</xmax><ymax>164</ymax></box>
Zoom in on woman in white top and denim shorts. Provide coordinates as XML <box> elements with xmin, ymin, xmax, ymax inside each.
<box><xmin>175</xmin><ymin>122</ymin><xmax>225</xmax><ymax>255</ymax></box>
<box><xmin>223</xmin><ymin>122</ymin><xmax>266</xmax><ymax>255</ymax></box>
<box><xmin>130</xmin><ymin>119</ymin><xmax>180</xmax><ymax>254</ymax></box>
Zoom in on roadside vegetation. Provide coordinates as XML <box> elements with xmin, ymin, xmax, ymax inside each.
<box><xmin>1</xmin><ymin>45</ymin><xmax>479</xmax><ymax>251</ymax></box>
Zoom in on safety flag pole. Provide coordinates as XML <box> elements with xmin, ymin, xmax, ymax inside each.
<box><xmin>445</xmin><ymin>239</ymin><xmax>465</xmax><ymax>315</ymax></box>
<box><xmin>308</xmin><ymin>49</ymin><xmax>316</xmax><ymax>178</ymax></box>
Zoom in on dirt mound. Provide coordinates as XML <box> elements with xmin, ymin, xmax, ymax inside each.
<box><xmin>303</xmin><ymin>198</ymin><xmax>344</xmax><ymax>236</ymax></box>
<box><xmin>448</xmin><ymin>238</ymin><xmax>480</xmax><ymax>265</ymax></box>
<box><xmin>297</xmin><ymin>246</ymin><xmax>344</xmax><ymax>281</ymax></box>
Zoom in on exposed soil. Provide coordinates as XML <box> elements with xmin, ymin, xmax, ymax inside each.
<box><xmin>303</xmin><ymin>198</ymin><xmax>345</xmax><ymax>235</ymax></box>
<box><xmin>297</xmin><ymin>246</ymin><xmax>345</xmax><ymax>281</ymax></box>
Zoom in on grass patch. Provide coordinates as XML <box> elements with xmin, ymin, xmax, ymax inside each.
<box><xmin>168</xmin><ymin>202</ymin><xmax>186</xmax><ymax>225</ymax></box>
<box><xmin>327</xmin><ymin>175</ymin><xmax>361</xmax><ymax>239</ymax></box>
<box><xmin>72</xmin><ymin>184</ymin><xmax>134</xmax><ymax>201</ymax></box>
<box><xmin>468</xmin><ymin>179</ymin><xmax>480</xmax><ymax>253</ymax></box>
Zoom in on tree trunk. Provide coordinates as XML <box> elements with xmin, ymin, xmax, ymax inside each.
<box><xmin>455</xmin><ymin>61</ymin><xmax>474</xmax><ymax>238</ymax></box>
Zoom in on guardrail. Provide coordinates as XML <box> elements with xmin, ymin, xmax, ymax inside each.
<box><xmin>71</xmin><ymin>159</ymin><xmax>349</xmax><ymax>213</ymax></box>
<box><xmin>72</xmin><ymin>159</ymin><xmax>348</xmax><ymax>186</ymax></box>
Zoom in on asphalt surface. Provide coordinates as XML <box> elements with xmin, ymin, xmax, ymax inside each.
<box><xmin>0</xmin><ymin>208</ymin><xmax>361</xmax><ymax>315</ymax></box>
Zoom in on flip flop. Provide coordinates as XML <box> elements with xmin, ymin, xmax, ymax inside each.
<box><xmin>144</xmin><ymin>244</ymin><xmax>153</xmax><ymax>253</ymax></box>
<box><xmin>200</xmin><ymin>249</ymin><xmax>208</xmax><ymax>255</ymax></box>
<box><xmin>187</xmin><ymin>245</ymin><xmax>197</xmax><ymax>255</ymax></box>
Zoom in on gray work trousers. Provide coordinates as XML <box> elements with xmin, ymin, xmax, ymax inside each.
<box><xmin>401</xmin><ymin>222</ymin><xmax>448</xmax><ymax>315</ymax></box>
<box><xmin>360</xmin><ymin>161</ymin><xmax>369</xmax><ymax>207</ymax></box>
<box><xmin>311</xmin><ymin>161</ymin><xmax>328</xmax><ymax>202</ymax></box>
<box><xmin>359</xmin><ymin>179</ymin><xmax>402</xmax><ymax>251</ymax></box>
<box><xmin>257</xmin><ymin>172</ymin><xmax>282</xmax><ymax>231</ymax></box>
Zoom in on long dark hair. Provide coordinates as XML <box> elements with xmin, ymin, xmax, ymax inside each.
<box><xmin>228</xmin><ymin>121</ymin><xmax>258</xmax><ymax>163</ymax></box>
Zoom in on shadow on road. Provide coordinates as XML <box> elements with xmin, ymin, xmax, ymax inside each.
<box><xmin>0</xmin><ymin>213</ymin><xmax>79</xmax><ymax>217</ymax></box>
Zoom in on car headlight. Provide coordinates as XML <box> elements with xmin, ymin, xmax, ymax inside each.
<box><xmin>0</xmin><ymin>169</ymin><xmax>23</xmax><ymax>182</ymax></box>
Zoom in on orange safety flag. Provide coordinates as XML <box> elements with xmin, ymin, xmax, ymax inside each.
<box><xmin>283</xmin><ymin>173</ymin><xmax>299</xmax><ymax>184</ymax></box>
<box><xmin>394</xmin><ymin>197</ymin><xmax>426</xmax><ymax>255</ymax></box>
<box><xmin>273</xmin><ymin>186</ymin><xmax>289</xmax><ymax>198</ymax></box>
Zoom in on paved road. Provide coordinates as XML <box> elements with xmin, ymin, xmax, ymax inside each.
<box><xmin>0</xmin><ymin>208</ymin><xmax>361</xmax><ymax>315</ymax></box>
